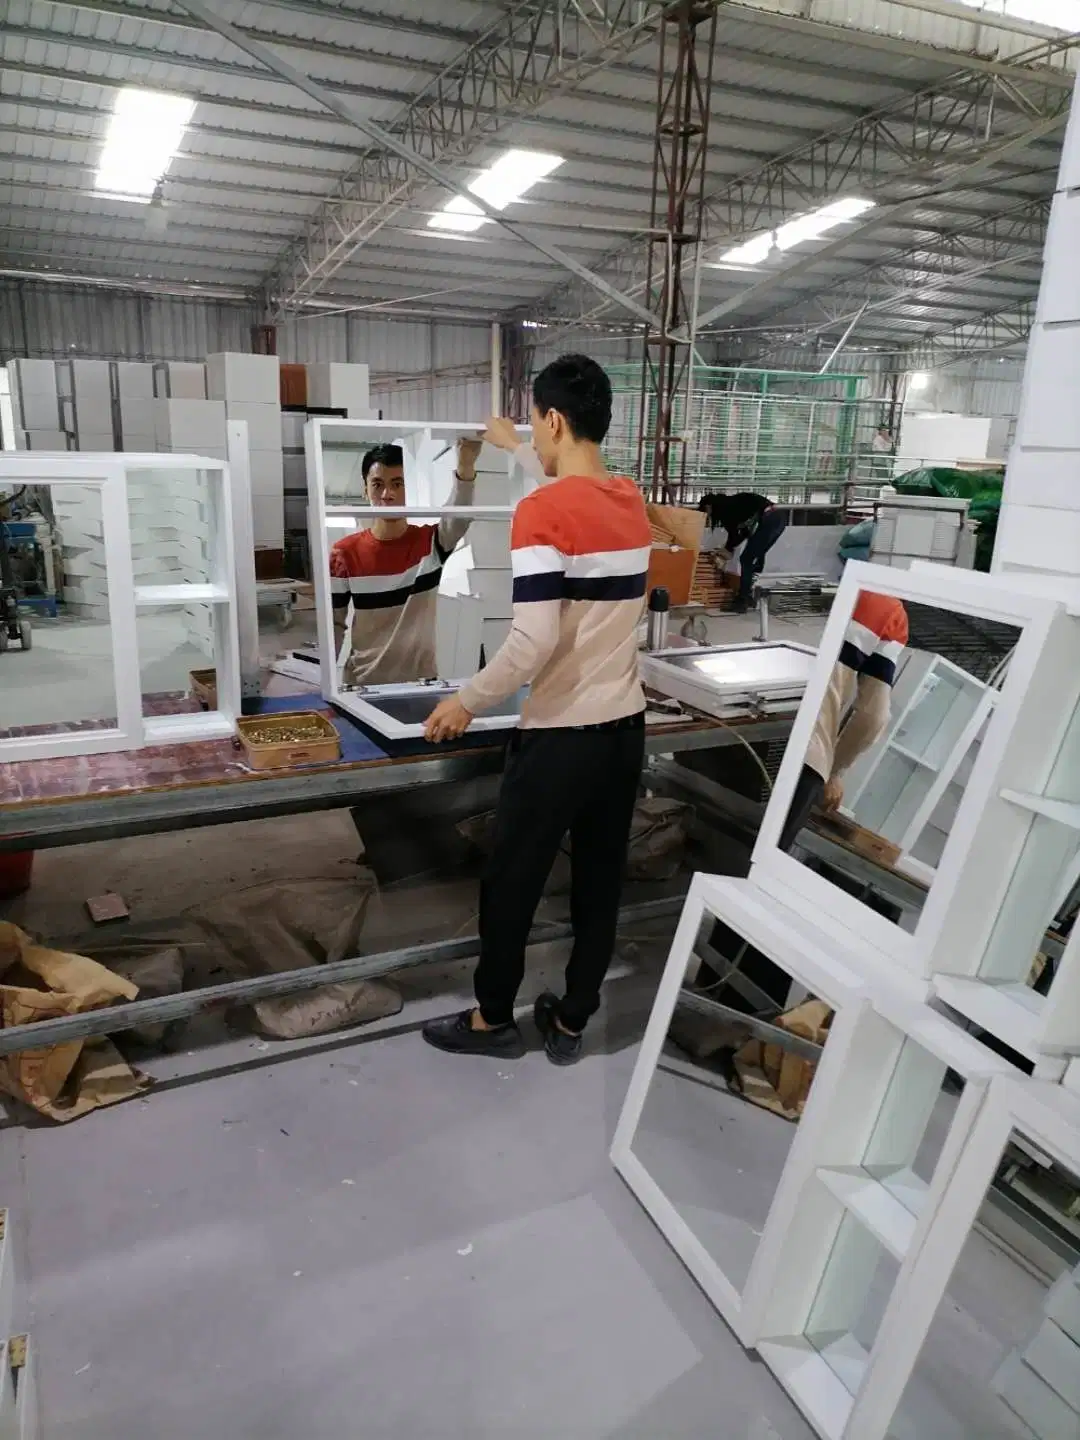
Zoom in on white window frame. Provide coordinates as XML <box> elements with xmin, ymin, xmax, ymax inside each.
<box><xmin>842</xmin><ymin>1074</ymin><xmax>1080</xmax><ymax>1440</ymax></box>
<box><xmin>305</xmin><ymin>416</ymin><xmax>521</xmax><ymax>741</ymax></box>
<box><xmin>639</xmin><ymin>641</ymin><xmax>818</xmax><ymax>719</ymax></box>
<box><xmin>750</xmin><ymin>564</ymin><xmax>1075</xmax><ymax>1038</ymax></box>
<box><xmin>0</xmin><ymin>452</ymin><xmax>241</xmax><ymax>759</ymax></box>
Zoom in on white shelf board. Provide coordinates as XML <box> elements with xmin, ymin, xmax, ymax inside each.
<box><xmin>142</xmin><ymin>712</ymin><xmax>235</xmax><ymax>744</ymax></box>
<box><xmin>933</xmin><ymin>975</ymin><xmax>1044</xmax><ymax>1058</ymax></box>
<box><xmin>816</xmin><ymin>1166</ymin><xmax>928</xmax><ymax>1261</ymax></box>
<box><xmin>756</xmin><ymin>1335</ymin><xmax>857</xmax><ymax>1440</ymax></box>
<box><xmin>889</xmin><ymin>741</ymin><xmax>937</xmax><ymax>770</ymax></box>
<box><xmin>1000</xmin><ymin>789</ymin><xmax>1080</xmax><ymax>831</ymax></box>
<box><xmin>134</xmin><ymin>583</ymin><xmax>229</xmax><ymax>606</ymax></box>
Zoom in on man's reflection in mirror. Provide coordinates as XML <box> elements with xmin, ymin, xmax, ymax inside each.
<box><xmin>330</xmin><ymin>438</ymin><xmax>481</xmax><ymax>685</ymax></box>
<box><xmin>781</xmin><ymin>590</ymin><xmax>910</xmax><ymax>851</ymax></box>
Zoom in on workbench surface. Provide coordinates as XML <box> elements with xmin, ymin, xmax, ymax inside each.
<box><xmin>0</xmin><ymin>694</ymin><xmax>794</xmax><ymax>851</ymax></box>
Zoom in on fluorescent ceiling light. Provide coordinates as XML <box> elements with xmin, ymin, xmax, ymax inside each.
<box><xmin>427</xmin><ymin>149</ymin><xmax>563</xmax><ymax>233</ymax></box>
<box><xmin>96</xmin><ymin>87</ymin><xmax>195</xmax><ymax>202</ymax></box>
<box><xmin>714</xmin><ymin>196</ymin><xmax>875</xmax><ymax>268</ymax></box>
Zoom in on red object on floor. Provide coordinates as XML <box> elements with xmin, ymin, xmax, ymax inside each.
<box><xmin>0</xmin><ymin>851</ymin><xmax>34</xmax><ymax>898</ymax></box>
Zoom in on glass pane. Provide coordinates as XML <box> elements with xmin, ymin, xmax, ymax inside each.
<box><xmin>658</xmin><ymin>643</ymin><xmax>815</xmax><ymax>690</ymax></box>
<box><xmin>629</xmin><ymin>912</ymin><xmax>835</xmax><ymax>1294</ymax></box>
<box><xmin>782</xmin><ymin>591</ymin><xmax>1020</xmax><ymax>923</ymax></box>
<box><xmin>137</xmin><ymin>603</ymin><xmax>216</xmax><ymax>717</ymax></box>
<box><xmin>889</xmin><ymin>1134</ymin><xmax>1079</xmax><ymax>1439</ymax></box>
<box><xmin>806</xmin><ymin>1214</ymin><xmax>898</xmax><ymax>1395</ymax></box>
<box><xmin>0</xmin><ymin>481</ymin><xmax>119</xmax><ymax>735</ymax></box>
<box><xmin>126</xmin><ymin>464</ymin><xmax>215</xmax><ymax>588</ymax></box>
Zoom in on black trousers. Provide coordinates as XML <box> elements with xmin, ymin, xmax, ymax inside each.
<box><xmin>779</xmin><ymin>764</ymin><xmax>825</xmax><ymax>853</ymax></box>
<box><xmin>474</xmin><ymin>715</ymin><xmax>645</xmax><ymax>1031</ymax></box>
<box><xmin>738</xmin><ymin>508</ymin><xmax>788</xmax><ymax>602</ymax></box>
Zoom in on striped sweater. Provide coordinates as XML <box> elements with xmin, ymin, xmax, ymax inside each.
<box><xmin>459</xmin><ymin>472</ymin><xmax>652</xmax><ymax>729</ymax></box>
<box><xmin>329</xmin><ymin>475</ymin><xmax>474</xmax><ymax>686</ymax></box>
<box><xmin>805</xmin><ymin>590</ymin><xmax>910</xmax><ymax>784</ymax></box>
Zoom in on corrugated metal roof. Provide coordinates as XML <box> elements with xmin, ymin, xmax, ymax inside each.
<box><xmin>0</xmin><ymin>0</ymin><xmax>1073</xmax><ymax>352</ymax></box>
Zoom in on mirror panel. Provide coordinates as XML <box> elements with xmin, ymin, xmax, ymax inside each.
<box><xmin>628</xmin><ymin>908</ymin><xmax>838</xmax><ymax>1297</ymax></box>
<box><xmin>887</xmin><ymin>1133</ymin><xmax>1079</xmax><ymax>1440</ymax></box>
<box><xmin>0</xmin><ymin>481</ymin><xmax>120</xmax><ymax>735</ymax></box>
<box><xmin>781</xmin><ymin>590</ymin><xmax>1020</xmax><ymax>926</ymax></box>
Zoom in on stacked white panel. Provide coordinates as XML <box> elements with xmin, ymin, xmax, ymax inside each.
<box><xmin>282</xmin><ymin>411</ymin><xmax>307</xmax><ymax>532</ymax></box>
<box><xmin>115</xmin><ymin>362</ymin><xmax>156</xmax><ymax>452</ymax></box>
<box><xmin>67</xmin><ymin>359</ymin><xmax>115</xmax><ymax>451</ymax></box>
<box><xmin>207</xmin><ymin>354</ymin><xmax>283</xmax><ymax>548</ymax></box>
<box><xmin>6</xmin><ymin>360</ymin><xmax>64</xmax><ymax>450</ymax></box>
<box><xmin>306</xmin><ymin>362</ymin><xmax>371</xmax><ymax>418</ymax></box>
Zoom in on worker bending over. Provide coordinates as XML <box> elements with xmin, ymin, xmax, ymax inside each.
<box><xmin>698</xmin><ymin>491</ymin><xmax>787</xmax><ymax>613</ymax></box>
<box><xmin>781</xmin><ymin>589</ymin><xmax>909</xmax><ymax>850</ymax></box>
<box><xmin>330</xmin><ymin>437</ymin><xmax>482</xmax><ymax>686</ymax></box>
<box><xmin>421</xmin><ymin>354</ymin><xmax>652</xmax><ymax>1066</ymax></box>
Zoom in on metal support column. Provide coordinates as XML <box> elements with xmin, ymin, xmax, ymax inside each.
<box><xmin>636</xmin><ymin>0</ymin><xmax>718</xmax><ymax>505</ymax></box>
<box><xmin>501</xmin><ymin>321</ymin><xmax>536</xmax><ymax>422</ymax></box>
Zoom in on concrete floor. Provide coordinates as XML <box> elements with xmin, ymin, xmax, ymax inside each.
<box><xmin>0</xmin><ymin>900</ymin><xmax>820</xmax><ymax>1440</ymax></box>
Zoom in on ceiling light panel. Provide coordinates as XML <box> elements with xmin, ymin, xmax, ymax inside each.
<box><xmin>712</xmin><ymin>197</ymin><xmax>875</xmax><ymax>268</ymax></box>
<box><xmin>96</xmin><ymin>88</ymin><xmax>195</xmax><ymax>203</ymax></box>
<box><xmin>427</xmin><ymin>149</ymin><xmax>563</xmax><ymax>233</ymax></box>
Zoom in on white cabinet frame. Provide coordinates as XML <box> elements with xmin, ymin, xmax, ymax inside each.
<box><xmin>843</xmin><ymin>1076</ymin><xmax>1080</xmax><ymax>1440</ymax></box>
<box><xmin>611</xmin><ymin>875</ymin><xmax>872</xmax><ymax>1345</ymax></box>
<box><xmin>750</xmin><ymin>564</ymin><xmax>1073</xmax><ymax>1006</ymax></box>
<box><xmin>0</xmin><ymin>452</ymin><xmax>241</xmax><ymax>760</ymax></box>
<box><xmin>746</xmin><ymin>984</ymin><xmax>1015</xmax><ymax>1440</ymax></box>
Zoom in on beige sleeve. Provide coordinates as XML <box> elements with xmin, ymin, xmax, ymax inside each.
<box><xmin>437</xmin><ymin>474</ymin><xmax>476</xmax><ymax>554</ymax></box>
<box><xmin>832</xmin><ymin>674</ymin><xmax>892</xmax><ymax>778</ymax></box>
<box><xmin>457</xmin><ymin>600</ymin><xmax>561</xmax><ymax>714</ymax></box>
<box><xmin>515</xmin><ymin>443</ymin><xmax>546</xmax><ymax>484</ymax></box>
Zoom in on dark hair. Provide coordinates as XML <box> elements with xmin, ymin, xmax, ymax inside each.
<box><xmin>361</xmin><ymin>443</ymin><xmax>404</xmax><ymax>481</ymax></box>
<box><xmin>532</xmin><ymin>353</ymin><xmax>612</xmax><ymax>444</ymax></box>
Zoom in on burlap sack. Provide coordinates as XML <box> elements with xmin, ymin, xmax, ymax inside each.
<box><xmin>0</xmin><ymin>922</ymin><xmax>148</xmax><ymax>1122</ymax></box>
<box><xmin>189</xmin><ymin>874</ymin><xmax>401</xmax><ymax>1040</ymax></box>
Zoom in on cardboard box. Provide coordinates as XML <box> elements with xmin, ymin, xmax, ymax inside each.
<box><xmin>226</xmin><ymin>402</ymin><xmax>282</xmax><ymax>453</ymax></box>
<box><xmin>250</xmin><ymin>449</ymin><xmax>285</xmax><ymax>495</ymax></box>
<box><xmin>154</xmin><ymin>399</ymin><xmax>227</xmax><ymax>453</ymax></box>
<box><xmin>207</xmin><ymin>352</ymin><xmax>280</xmax><ymax>405</ymax></box>
<box><xmin>114</xmin><ymin>361</ymin><xmax>155</xmax><ymax>398</ymax></box>
<box><xmin>154</xmin><ymin>361</ymin><xmax>207</xmax><ymax>399</ymax></box>
<box><xmin>281</xmin><ymin>412</ymin><xmax>307</xmax><ymax>449</ymax></box>
<box><xmin>252</xmin><ymin>494</ymin><xmax>285</xmax><ymax>548</ymax></box>
<box><xmin>283</xmin><ymin>452</ymin><xmax>307</xmax><ymax>491</ymax></box>
<box><xmin>20</xmin><ymin>430</ymin><xmax>69</xmax><ymax>451</ymax></box>
<box><xmin>306</xmin><ymin>362</ymin><xmax>370</xmax><ymax>417</ymax></box>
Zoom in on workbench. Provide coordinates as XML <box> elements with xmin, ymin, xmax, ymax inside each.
<box><xmin>0</xmin><ymin>693</ymin><xmax>796</xmax><ymax>852</ymax></box>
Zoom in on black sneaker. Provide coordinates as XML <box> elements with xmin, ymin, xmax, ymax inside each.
<box><xmin>422</xmin><ymin>1009</ymin><xmax>526</xmax><ymax>1059</ymax></box>
<box><xmin>534</xmin><ymin>992</ymin><xmax>583</xmax><ymax>1066</ymax></box>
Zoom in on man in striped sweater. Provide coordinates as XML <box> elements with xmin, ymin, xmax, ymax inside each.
<box><xmin>781</xmin><ymin>588</ymin><xmax>909</xmax><ymax>849</ymax></box>
<box><xmin>422</xmin><ymin>354</ymin><xmax>651</xmax><ymax>1065</ymax></box>
<box><xmin>329</xmin><ymin>438</ymin><xmax>483</xmax><ymax>686</ymax></box>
